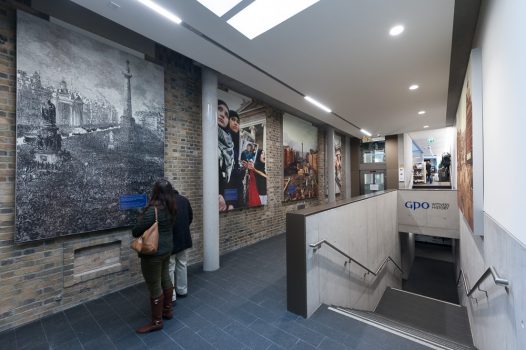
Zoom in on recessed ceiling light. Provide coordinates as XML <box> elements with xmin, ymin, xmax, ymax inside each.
<box><xmin>423</xmin><ymin>125</ymin><xmax>429</xmax><ymax>128</ymax></box>
<box><xmin>409</xmin><ymin>84</ymin><xmax>419</xmax><ymax>90</ymax></box>
<box><xmin>227</xmin><ymin>0</ymin><xmax>320</xmax><ymax>40</ymax></box>
<box><xmin>389</xmin><ymin>25</ymin><xmax>404</xmax><ymax>36</ymax></box>
<box><xmin>196</xmin><ymin>0</ymin><xmax>243</xmax><ymax>17</ymax></box>
<box><xmin>418</xmin><ymin>110</ymin><xmax>426</xmax><ymax>115</ymax></box>
<box><xmin>304</xmin><ymin>96</ymin><xmax>331</xmax><ymax>113</ymax></box>
<box><xmin>137</xmin><ymin>0</ymin><xmax>182</xmax><ymax>24</ymax></box>
<box><xmin>360</xmin><ymin>129</ymin><xmax>372</xmax><ymax>137</ymax></box>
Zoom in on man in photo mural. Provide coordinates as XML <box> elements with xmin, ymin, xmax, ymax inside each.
<box><xmin>223</xmin><ymin>110</ymin><xmax>244</xmax><ymax>210</ymax></box>
<box><xmin>218</xmin><ymin>100</ymin><xmax>234</xmax><ymax>212</ymax></box>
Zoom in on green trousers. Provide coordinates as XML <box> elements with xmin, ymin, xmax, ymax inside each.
<box><xmin>140</xmin><ymin>253</ymin><xmax>173</xmax><ymax>298</ymax></box>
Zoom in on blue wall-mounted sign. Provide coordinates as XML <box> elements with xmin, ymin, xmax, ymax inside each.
<box><xmin>119</xmin><ymin>194</ymin><xmax>147</xmax><ymax>210</ymax></box>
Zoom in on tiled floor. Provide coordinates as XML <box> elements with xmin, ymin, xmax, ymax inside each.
<box><xmin>0</xmin><ymin>234</ymin><xmax>430</xmax><ymax>350</ymax></box>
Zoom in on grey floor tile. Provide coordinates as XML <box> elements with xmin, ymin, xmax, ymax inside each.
<box><xmin>112</xmin><ymin>335</ymin><xmax>148</xmax><ymax>350</ymax></box>
<box><xmin>290</xmin><ymin>340</ymin><xmax>317</xmax><ymax>350</ymax></box>
<box><xmin>51</xmin><ymin>337</ymin><xmax>83</xmax><ymax>350</ymax></box>
<box><xmin>317</xmin><ymin>337</ymin><xmax>348</xmax><ymax>350</ymax></box>
<box><xmin>82</xmin><ymin>334</ymin><xmax>116</xmax><ymax>350</ymax></box>
<box><xmin>249</xmin><ymin>318</ymin><xmax>299</xmax><ymax>349</ymax></box>
<box><xmin>198</xmin><ymin>325</ymin><xmax>245</xmax><ymax>350</ymax></box>
<box><xmin>223</xmin><ymin>321</ymin><xmax>272</xmax><ymax>350</ymax></box>
<box><xmin>272</xmin><ymin>319</ymin><xmax>325</xmax><ymax>347</ymax></box>
<box><xmin>172</xmin><ymin>327</ymin><xmax>214</xmax><ymax>350</ymax></box>
<box><xmin>138</xmin><ymin>329</ymin><xmax>176</xmax><ymax>349</ymax></box>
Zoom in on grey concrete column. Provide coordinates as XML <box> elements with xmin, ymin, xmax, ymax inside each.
<box><xmin>344</xmin><ymin>136</ymin><xmax>352</xmax><ymax>199</ymax></box>
<box><xmin>326</xmin><ymin>127</ymin><xmax>335</xmax><ymax>203</ymax></box>
<box><xmin>201</xmin><ymin>68</ymin><xmax>219</xmax><ymax>271</ymax></box>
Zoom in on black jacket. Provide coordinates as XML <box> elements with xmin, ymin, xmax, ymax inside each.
<box><xmin>172</xmin><ymin>191</ymin><xmax>193</xmax><ymax>254</ymax></box>
<box><xmin>132</xmin><ymin>206</ymin><xmax>173</xmax><ymax>258</ymax></box>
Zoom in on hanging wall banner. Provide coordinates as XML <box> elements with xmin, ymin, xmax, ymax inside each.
<box><xmin>217</xmin><ymin>88</ymin><xmax>267</xmax><ymax>212</ymax></box>
<box><xmin>283</xmin><ymin>114</ymin><xmax>319</xmax><ymax>202</ymax></box>
<box><xmin>15</xmin><ymin>12</ymin><xmax>165</xmax><ymax>242</ymax></box>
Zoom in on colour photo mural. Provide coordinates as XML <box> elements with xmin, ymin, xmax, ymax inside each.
<box><xmin>334</xmin><ymin>133</ymin><xmax>343</xmax><ymax>195</ymax></box>
<box><xmin>218</xmin><ymin>88</ymin><xmax>267</xmax><ymax>212</ymax></box>
<box><xmin>15</xmin><ymin>12</ymin><xmax>165</xmax><ymax>242</ymax></box>
<box><xmin>283</xmin><ymin>114</ymin><xmax>318</xmax><ymax>202</ymax></box>
<box><xmin>456</xmin><ymin>49</ymin><xmax>483</xmax><ymax>235</ymax></box>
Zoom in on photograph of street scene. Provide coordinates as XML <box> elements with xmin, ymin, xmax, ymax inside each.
<box><xmin>217</xmin><ymin>88</ymin><xmax>267</xmax><ymax>212</ymax></box>
<box><xmin>15</xmin><ymin>12</ymin><xmax>164</xmax><ymax>242</ymax></box>
<box><xmin>283</xmin><ymin>114</ymin><xmax>318</xmax><ymax>202</ymax></box>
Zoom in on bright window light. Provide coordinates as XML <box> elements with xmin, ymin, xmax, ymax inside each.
<box><xmin>196</xmin><ymin>0</ymin><xmax>243</xmax><ymax>17</ymax></box>
<box><xmin>389</xmin><ymin>25</ymin><xmax>404</xmax><ymax>36</ymax></box>
<box><xmin>360</xmin><ymin>129</ymin><xmax>372</xmax><ymax>137</ymax></box>
<box><xmin>227</xmin><ymin>0</ymin><xmax>320</xmax><ymax>40</ymax></box>
<box><xmin>418</xmin><ymin>110</ymin><xmax>426</xmax><ymax>115</ymax></box>
<box><xmin>137</xmin><ymin>0</ymin><xmax>182</xmax><ymax>24</ymax></box>
<box><xmin>423</xmin><ymin>125</ymin><xmax>429</xmax><ymax>128</ymax></box>
<box><xmin>409</xmin><ymin>84</ymin><xmax>419</xmax><ymax>90</ymax></box>
<box><xmin>304</xmin><ymin>96</ymin><xmax>332</xmax><ymax>113</ymax></box>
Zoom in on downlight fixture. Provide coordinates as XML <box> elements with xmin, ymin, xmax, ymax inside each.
<box><xmin>389</xmin><ymin>25</ymin><xmax>404</xmax><ymax>36</ymax></box>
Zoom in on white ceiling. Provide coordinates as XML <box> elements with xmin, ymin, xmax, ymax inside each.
<box><xmin>71</xmin><ymin>0</ymin><xmax>455</xmax><ymax>138</ymax></box>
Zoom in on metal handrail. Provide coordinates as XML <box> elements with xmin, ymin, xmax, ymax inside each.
<box><xmin>457</xmin><ymin>267</ymin><xmax>509</xmax><ymax>303</ymax></box>
<box><xmin>309</xmin><ymin>240</ymin><xmax>403</xmax><ymax>277</ymax></box>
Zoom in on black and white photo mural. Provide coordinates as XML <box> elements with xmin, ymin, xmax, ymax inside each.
<box><xmin>15</xmin><ymin>12</ymin><xmax>165</xmax><ymax>242</ymax></box>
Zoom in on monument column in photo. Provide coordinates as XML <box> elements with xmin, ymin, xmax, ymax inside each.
<box><xmin>345</xmin><ymin>135</ymin><xmax>352</xmax><ymax>199</ymax></box>
<box><xmin>326</xmin><ymin>127</ymin><xmax>336</xmax><ymax>203</ymax></box>
<box><xmin>202</xmin><ymin>68</ymin><xmax>220</xmax><ymax>271</ymax></box>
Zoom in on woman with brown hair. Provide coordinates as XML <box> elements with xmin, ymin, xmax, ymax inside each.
<box><xmin>131</xmin><ymin>179</ymin><xmax>177</xmax><ymax>333</ymax></box>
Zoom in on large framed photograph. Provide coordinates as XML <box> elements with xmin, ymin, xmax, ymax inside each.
<box><xmin>217</xmin><ymin>88</ymin><xmax>267</xmax><ymax>212</ymax></box>
<box><xmin>15</xmin><ymin>12</ymin><xmax>165</xmax><ymax>242</ymax></box>
<box><xmin>283</xmin><ymin>114</ymin><xmax>318</xmax><ymax>202</ymax></box>
<box><xmin>456</xmin><ymin>48</ymin><xmax>483</xmax><ymax>235</ymax></box>
<box><xmin>334</xmin><ymin>133</ymin><xmax>343</xmax><ymax>195</ymax></box>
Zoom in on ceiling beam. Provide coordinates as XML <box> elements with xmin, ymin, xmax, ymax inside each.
<box><xmin>446</xmin><ymin>0</ymin><xmax>481</xmax><ymax>126</ymax></box>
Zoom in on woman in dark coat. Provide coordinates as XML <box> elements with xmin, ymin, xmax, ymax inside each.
<box><xmin>131</xmin><ymin>179</ymin><xmax>177</xmax><ymax>333</ymax></box>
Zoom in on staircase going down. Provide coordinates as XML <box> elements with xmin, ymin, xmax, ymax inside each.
<box><xmin>330</xmin><ymin>287</ymin><xmax>476</xmax><ymax>350</ymax></box>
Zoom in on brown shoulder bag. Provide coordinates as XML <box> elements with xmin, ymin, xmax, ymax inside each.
<box><xmin>130</xmin><ymin>207</ymin><xmax>159</xmax><ymax>255</ymax></box>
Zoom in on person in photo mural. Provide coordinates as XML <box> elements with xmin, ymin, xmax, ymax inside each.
<box><xmin>253</xmin><ymin>148</ymin><xmax>267</xmax><ymax>205</ymax></box>
<box><xmin>241</xmin><ymin>143</ymin><xmax>255</xmax><ymax>162</ymax></box>
<box><xmin>217</xmin><ymin>100</ymin><xmax>234</xmax><ymax>212</ymax></box>
<box><xmin>131</xmin><ymin>179</ymin><xmax>177</xmax><ymax>333</ymax></box>
<box><xmin>224</xmin><ymin>110</ymin><xmax>244</xmax><ymax>210</ymax></box>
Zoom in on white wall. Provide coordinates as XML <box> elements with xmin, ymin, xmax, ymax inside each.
<box><xmin>458</xmin><ymin>1</ymin><xmax>526</xmax><ymax>349</ymax></box>
<box><xmin>476</xmin><ymin>0</ymin><xmax>526</xmax><ymax>244</ymax></box>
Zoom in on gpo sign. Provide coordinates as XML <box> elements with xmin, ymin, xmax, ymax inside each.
<box><xmin>405</xmin><ymin>201</ymin><xmax>430</xmax><ymax>210</ymax></box>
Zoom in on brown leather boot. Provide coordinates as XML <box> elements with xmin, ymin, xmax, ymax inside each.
<box><xmin>162</xmin><ymin>288</ymin><xmax>174</xmax><ymax>320</ymax></box>
<box><xmin>136</xmin><ymin>294</ymin><xmax>164</xmax><ymax>334</ymax></box>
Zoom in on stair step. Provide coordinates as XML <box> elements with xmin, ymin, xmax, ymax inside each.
<box><xmin>375</xmin><ymin>288</ymin><xmax>474</xmax><ymax>346</ymax></box>
<box><xmin>331</xmin><ymin>306</ymin><xmax>476</xmax><ymax>350</ymax></box>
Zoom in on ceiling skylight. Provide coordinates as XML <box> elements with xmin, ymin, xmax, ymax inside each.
<box><xmin>227</xmin><ymin>0</ymin><xmax>320</xmax><ymax>40</ymax></box>
<box><xmin>196</xmin><ymin>0</ymin><xmax>243</xmax><ymax>17</ymax></box>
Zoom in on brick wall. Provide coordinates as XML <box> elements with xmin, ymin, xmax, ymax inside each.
<box><xmin>0</xmin><ymin>2</ymin><xmax>327</xmax><ymax>332</ymax></box>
